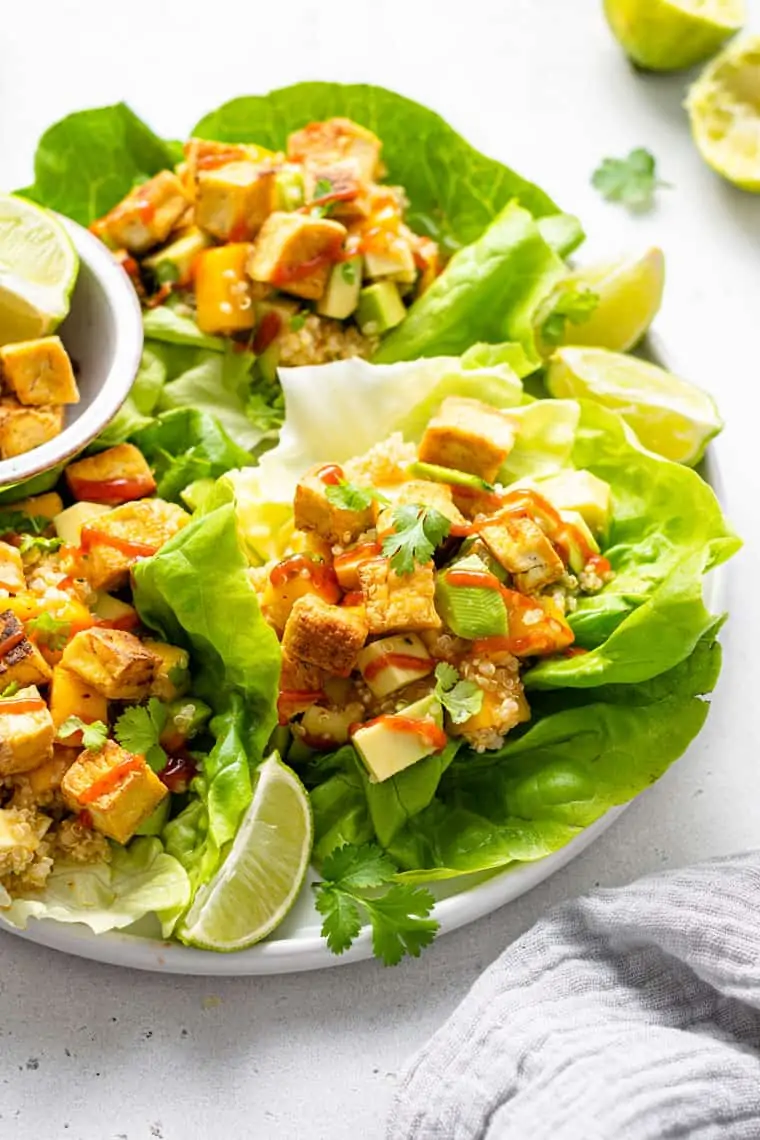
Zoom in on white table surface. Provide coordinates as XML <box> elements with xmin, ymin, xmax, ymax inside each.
<box><xmin>1</xmin><ymin>2</ymin><xmax>759</xmax><ymax>1137</ymax></box>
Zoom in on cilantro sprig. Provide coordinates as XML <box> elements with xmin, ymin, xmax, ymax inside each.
<box><xmin>591</xmin><ymin>148</ymin><xmax>668</xmax><ymax>211</ymax></box>
<box><xmin>540</xmin><ymin>287</ymin><xmax>599</xmax><ymax>347</ymax></box>
<box><xmin>0</xmin><ymin>512</ymin><xmax>50</xmax><ymax>538</ymax></box>
<box><xmin>381</xmin><ymin>505</ymin><xmax>451</xmax><ymax>576</ymax></box>
<box><xmin>325</xmin><ymin>479</ymin><xmax>389</xmax><ymax>513</ymax></box>
<box><xmin>57</xmin><ymin>716</ymin><xmax>109</xmax><ymax>752</ymax></box>
<box><xmin>26</xmin><ymin>612</ymin><xmax>71</xmax><ymax>651</ymax></box>
<box><xmin>313</xmin><ymin>843</ymin><xmax>439</xmax><ymax>965</ymax></box>
<box><xmin>311</xmin><ymin>177</ymin><xmax>337</xmax><ymax>218</ymax></box>
<box><xmin>18</xmin><ymin>534</ymin><xmax>64</xmax><ymax>557</ymax></box>
<box><xmin>434</xmin><ymin>662</ymin><xmax>484</xmax><ymax>725</ymax></box>
<box><xmin>114</xmin><ymin>698</ymin><xmax>168</xmax><ymax>771</ymax></box>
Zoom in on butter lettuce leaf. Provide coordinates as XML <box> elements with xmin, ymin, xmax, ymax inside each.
<box><xmin>131</xmin><ymin>408</ymin><xmax>252</xmax><ymax>502</ymax></box>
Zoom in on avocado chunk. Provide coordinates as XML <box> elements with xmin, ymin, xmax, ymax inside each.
<box><xmin>134</xmin><ymin>795</ymin><xmax>171</xmax><ymax>837</ymax></box>
<box><xmin>352</xmin><ymin>694</ymin><xmax>444</xmax><ymax>783</ymax></box>
<box><xmin>160</xmin><ymin>698</ymin><xmax>212</xmax><ymax>745</ymax></box>
<box><xmin>533</xmin><ymin>470</ymin><xmax>611</xmax><ymax>536</ymax></box>
<box><xmin>356</xmin><ymin>633</ymin><xmax>434</xmax><ymax>699</ymax></box>
<box><xmin>357</xmin><ymin>281</ymin><xmax>406</xmax><ymax>336</ymax></box>
<box><xmin>316</xmin><ymin>256</ymin><xmax>362</xmax><ymax>320</ymax></box>
<box><xmin>274</xmin><ymin>168</ymin><xmax>305</xmax><ymax>211</ymax></box>
<box><xmin>364</xmin><ymin>242</ymin><xmax>417</xmax><ymax>283</ymax></box>
<box><xmin>409</xmin><ymin>461</ymin><xmax>495</xmax><ymax>493</ymax></box>
<box><xmin>143</xmin><ymin>228</ymin><xmax>212</xmax><ymax>286</ymax></box>
<box><xmin>458</xmin><ymin>538</ymin><xmax>508</xmax><ymax>582</ymax></box>
<box><xmin>435</xmin><ymin>554</ymin><xmax>508</xmax><ymax>639</ymax></box>
<box><xmin>558</xmin><ymin>510</ymin><xmax>600</xmax><ymax>574</ymax></box>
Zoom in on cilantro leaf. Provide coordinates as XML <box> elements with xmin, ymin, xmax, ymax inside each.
<box><xmin>289</xmin><ymin>313</ymin><xmax>307</xmax><ymax>332</ymax></box>
<box><xmin>313</xmin><ymin>177</ymin><xmax>333</xmax><ymax>200</ymax></box>
<box><xmin>325</xmin><ymin>480</ymin><xmax>389</xmax><ymax>513</ymax></box>
<box><xmin>18</xmin><ymin>534</ymin><xmax>64</xmax><ymax>557</ymax></box>
<box><xmin>312</xmin><ymin>842</ymin><xmax>439</xmax><ymax>965</ymax></box>
<box><xmin>540</xmin><ymin>287</ymin><xmax>599</xmax><ymax>347</ymax></box>
<box><xmin>0</xmin><ymin>512</ymin><xmax>50</xmax><ymax>538</ymax></box>
<box><xmin>591</xmin><ymin>148</ymin><xmax>667</xmax><ymax>211</ymax></box>
<box><xmin>26</xmin><ymin>612</ymin><xmax>71</xmax><ymax>651</ymax></box>
<box><xmin>114</xmin><ymin>698</ymin><xmax>168</xmax><ymax>771</ymax></box>
<box><xmin>381</xmin><ymin>505</ymin><xmax>451</xmax><ymax>576</ymax></box>
<box><xmin>0</xmin><ymin>682</ymin><xmax>19</xmax><ymax>699</ymax></box>
<box><xmin>434</xmin><ymin>661</ymin><xmax>484</xmax><ymax>725</ymax></box>
<box><xmin>57</xmin><ymin>716</ymin><xmax>108</xmax><ymax>752</ymax></box>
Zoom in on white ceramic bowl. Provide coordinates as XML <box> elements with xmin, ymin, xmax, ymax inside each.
<box><xmin>0</xmin><ymin>215</ymin><xmax>143</xmax><ymax>488</ymax></box>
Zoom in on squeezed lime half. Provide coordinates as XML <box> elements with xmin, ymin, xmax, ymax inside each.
<box><xmin>687</xmin><ymin>35</ymin><xmax>760</xmax><ymax>190</ymax></box>
<box><xmin>604</xmin><ymin>0</ymin><xmax>744</xmax><ymax>71</ymax></box>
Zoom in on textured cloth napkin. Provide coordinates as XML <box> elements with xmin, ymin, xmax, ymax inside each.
<box><xmin>388</xmin><ymin>851</ymin><xmax>760</xmax><ymax>1140</ymax></box>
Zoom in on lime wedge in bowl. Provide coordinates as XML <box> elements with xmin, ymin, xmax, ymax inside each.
<box><xmin>179</xmin><ymin>754</ymin><xmax>313</xmax><ymax>951</ymax></box>
<box><xmin>604</xmin><ymin>0</ymin><xmax>744</xmax><ymax>71</ymax></box>
<box><xmin>686</xmin><ymin>35</ymin><xmax>760</xmax><ymax>190</ymax></box>
<box><xmin>0</xmin><ymin>195</ymin><xmax>80</xmax><ymax>346</ymax></box>
<box><xmin>546</xmin><ymin>346</ymin><xmax>723</xmax><ymax>465</ymax></box>
<box><xmin>535</xmin><ymin>247</ymin><xmax>665</xmax><ymax>356</ymax></box>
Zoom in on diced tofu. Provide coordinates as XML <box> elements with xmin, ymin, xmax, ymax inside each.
<box><xmin>0</xmin><ymin>807</ymin><xmax>50</xmax><ymax>873</ymax></box>
<box><xmin>418</xmin><ymin>398</ymin><xmax>517</xmax><ymax>483</ymax></box>
<box><xmin>65</xmin><ymin>443</ymin><xmax>156</xmax><ymax>504</ymax></box>
<box><xmin>0</xmin><ymin>610</ymin><xmax>52</xmax><ymax>688</ymax></box>
<box><xmin>0</xmin><ymin>401</ymin><xmax>64</xmax><ymax>459</ymax></box>
<box><xmin>144</xmin><ymin>640</ymin><xmax>190</xmax><ymax>702</ymax></box>
<box><xmin>195</xmin><ymin>161</ymin><xmax>276</xmax><ymax>241</ymax></box>
<box><xmin>26</xmin><ymin>745</ymin><xmax>77</xmax><ymax>799</ymax></box>
<box><xmin>98</xmin><ymin>171</ymin><xmax>189</xmax><ymax>254</ymax></box>
<box><xmin>357</xmin><ymin>559</ymin><xmax>441</xmax><ymax>634</ymax></box>
<box><xmin>61</xmin><ymin>628</ymin><xmax>158</xmax><ymax>701</ymax></box>
<box><xmin>49</xmin><ymin>665</ymin><xmax>109</xmax><ymax>744</ymax></box>
<box><xmin>0</xmin><ymin>685</ymin><xmax>55</xmax><ymax>776</ymax></box>
<box><xmin>0</xmin><ymin>541</ymin><xmax>25</xmax><ymax>593</ymax></box>
<box><xmin>356</xmin><ymin>633</ymin><xmax>434</xmax><ymax>698</ymax></box>
<box><xmin>478</xmin><ymin>514</ymin><xmax>564</xmax><ymax>594</ymax></box>
<box><xmin>61</xmin><ymin>739</ymin><xmax>168</xmax><ymax>846</ymax></box>
<box><xmin>78</xmin><ymin>499</ymin><xmax>189</xmax><ymax>592</ymax></box>
<box><xmin>0</xmin><ymin>336</ymin><xmax>79</xmax><ymax>406</ymax></box>
<box><xmin>279</xmin><ymin>650</ymin><xmax>325</xmax><ymax>694</ymax></box>
<box><xmin>392</xmin><ymin>480</ymin><xmax>466</xmax><ymax>526</ymax></box>
<box><xmin>294</xmin><ymin>464</ymin><xmax>377</xmax><ymax>544</ymax></box>
<box><xmin>287</xmin><ymin>118</ymin><xmax>382</xmax><ymax>183</ymax></box>
<box><xmin>184</xmin><ymin>139</ymin><xmax>276</xmax><ymax>187</ymax></box>
<box><xmin>282</xmin><ymin>595</ymin><xmax>368</xmax><ymax>677</ymax></box>
<box><xmin>247</xmin><ymin>212</ymin><xmax>347</xmax><ymax>301</ymax></box>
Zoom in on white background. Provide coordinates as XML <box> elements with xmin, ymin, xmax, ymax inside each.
<box><xmin>1</xmin><ymin>2</ymin><xmax>760</xmax><ymax>1137</ymax></box>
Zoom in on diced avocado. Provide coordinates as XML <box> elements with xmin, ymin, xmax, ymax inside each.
<box><xmin>356</xmin><ymin>633</ymin><xmax>434</xmax><ymax>699</ymax></box>
<box><xmin>274</xmin><ymin>167</ymin><xmax>305</xmax><ymax>212</ymax></box>
<box><xmin>92</xmin><ymin>593</ymin><xmax>137</xmax><ymax>625</ymax></box>
<box><xmin>364</xmin><ymin>242</ymin><xmax>416</xmax><ymax>282</ymax></box>
<box><xmin>435</xmin><ymin>554</ymin><xmax>508</xmax><ymax>639</ymax></box>
<box><xmin>143</xmin><ymin>228</ymin><xmax>212</xmax><ymax>286</ymax></box>
<box><xmin>53</xmin><ymin>501</ymin><xmax>111</xmax><ymax>547</ymax></box>
<box><xmin>356</xmin><ymin>281</ymin><xmax>406</xmax><ymax>336</ymax></box>
<box><xmin>134</xmin><ymin>795</ymin><xmax>171</xmax><ymax>837</ymax></box>
<box><xmin>533</xmin><ymin>470</ymin><xmax>611</xmax><ymax>536</ymax></box>
<box><xmin>160</xmin><ymin>698</ymin><xmax>212</xmax><ymax>745</ymax></box>
<box><xmin>316</xmin><ymin>257</ymin><xmax>362</xmax><ymax>320</ymax></box>
<box><xmin>353</xmin><ymin>694</ymin><xmax>443</xmax><ymax>783</ymax></box>
<box><xmin>180</xmin><ymin>478</ymin><xmax>217</xmax><ymax>513</ymax></box>
<box><xmin>458</xmin><ymin>538</ymin><xmax>508</xmax><ymax>582</ymax></box>
<box><xmin>409</xmin><ymin>461</ymin><xmax>495</xmax><ymax>493</ymax></box>
<box><xmin>559</xmin><ymin>510</ymin><xmax>600</xmax><ymax>574</ymax></box>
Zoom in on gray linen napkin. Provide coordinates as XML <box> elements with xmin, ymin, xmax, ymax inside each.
<box><xmin>388</xmin><ymin>851</ymin><xmax>760</xmax><ymax>1140</ymax></box>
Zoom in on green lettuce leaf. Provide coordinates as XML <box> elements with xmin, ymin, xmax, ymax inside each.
<box><xmin>373</xmin><ymin>202</ymin><xmax>567</xmax><ymax>363</ymax></box>
<box><xmin>1</xmin><ymin>837</ymin><xmax>190</xmax><ymax>936</ymax></box>
<box><xmin>157</xmin><ymin>347</ymin><xmax>264</xmax><ymax>452</ymax></box>
<box><xmin>141</xmin><ymin>306</ymin><xmax>227</xmax><ymax>352</ymax></box>
<box><xmin>131</xmin><ymin>408</ymin><xmax>252</xmax><ymax>502</ymax></box>
<box><xmin>19</xmin><ymin>103</ymin><xmax>180</xmax><ymax>225</ymax></box>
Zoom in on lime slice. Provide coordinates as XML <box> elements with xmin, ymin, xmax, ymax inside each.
<box><xmin>535</xmin><ymin>247</ymin><xmax>665</xmax><ymax>356</ymax></box>
<box><xmin>546</xmin><ymin>346</ymin><xmax>722</xmax><ymax>465</ymax></box>
<box><xmin>604</xmin><ymin>0</ymin><xmax>744</xmax><ymax>71</ymax></box>
<box><xmin>0</xmin><ymin>195</ymin><xmax>79</xmax><ymax>347</ymax></box>
<box><xmin>686</xmin><ymin>35</ymin><xmax>760</xmax><ymax>190</ymax></box>
<box><xmin>179</xmin><ymin>754</ymin><xmax>313</xmax><ymax>951</ymax></box>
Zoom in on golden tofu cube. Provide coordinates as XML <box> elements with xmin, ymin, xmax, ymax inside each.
<box><xmin>61</xmin><ymin>739</ymin><xmax>168</xmax><ymax>846</ymax></box>
<box><xmin>65</xmin><ymin>443</ymin><xmax>155</xmax><ymax>503</ymax></box>
<box><xmin>195</xmin><ymin>161</ymin><xmax>276</xmax><ymax>241</ymax></box>
<box><xmin>98</xmin><ymin>171</ymin><xmax>189</xmax><ymax>254</ymax></box>
<box><xmin>61</xmin><ymin>628</ymin><xmax>158</xmax><ymax>701</ymax></box>
<box><xmin>78</xmin><ymin>498</ymin><xmax>189</xmax><ymax>591</ymax></box>
<box><xmin>0</xmin><ymin>401</ymin><xmax>64</xmax><ymax>459</ymax></box>
<box><xmin>418</xmin><ymin>397</ymin><xmax>517</xmax><ymax>484</ymax></box>
<box><xmin>247</xmin><ymin>212</ymin><xmax>346</xmax><ymax>300</ymax></box>
<box><xmin>0</xmin><ymin>336</ymin><xmax>79</xmax><ymax>406</ymax></box>
<box><xmin>479</xmin><ymin>514</ymin><xmax>564</xmax><ymax>594</ymax></box>
<box><xmin>287</xmin><ymin>118</ymin><xmax>382</xmax><ymax>183</ymax></box>
<box><xmin>294</xmin><ymin>465</ymin><xmax>376</xmax><ymax>544</ymax></box>
<box><xmin>0</xmin><ymin>685</ymin><xmax>55</xmax><ymax>776</ymax></box>
<box><xmin>391</xmin><ymin>480</ymin><xmax>466</xmax><ymax>526</ymax></box>
<box><xmin>0</xmin><ymin>541</ymin><xmax>26</xmax><ymax>594</ymax></box>
<box><xmin>144</xmin><ymin>640</ymin><xmax>190</xmax><ymax>702</ymax></box>
<box><xmin>279</xmin><ymin>650</ymin><xmax>325</xmax><ymax>694</ymax></box>
<box><xmin>49</xmin><ymin>665</ymin><xmax>109</xmax><ymax>742</ymax></box>
<box><xmin>184</xmin><ymin>139</ymin><xmax>276</xmax><ymax>188</ymax></box>
<box><xmin>0</xmin><ymin>610</ymin><xmax>52</xmax><ymax>688</ymax></box>
<box><xmin>26</xmin><ymin>745</ymin><xmax>78</xmax><ymax>799</ymax></box>
<box><xmin>357</xmin><ymin>559</ymin><xmax>441</xmax><ymax>634</ymax></box>
<box><xmin>282</xmin><ymin>595</ymin><xmax>368</xmax><ymax>677</ymax></box>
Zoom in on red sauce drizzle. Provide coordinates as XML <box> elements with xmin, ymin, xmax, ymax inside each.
<box><xmin>253</xmin><ymin>311</ymin><xmax>282</xmax><ymax>354</ymax></box>
<box><xmin>277</xmin><ymin>689</ymin><xmax>325</xmax><ymax>725</ymax></box>
<box><xmin>96</xmin><ymin>612</ymin><xmax>140</xmax><ymax>632</ymax></box>
<box><xmin>362</xmin><ymin>653</ymin><xmax>433</xmax><ymax>683</ymax></box>
<box><xmin>315</xmin><ymin>464</ymin><xmax>344</xmax><ymax>486</ymax></box>
<box><xmin>352</xmin><ymin>714</ymin><xmax>447</xmax><ymax>752</ymax></box>
<box><xmin>340</xmin><ymin>591</ymin><xmax>364</xmax><ymax>608</ymax></box>
<box><xmin>269</xmin><ymin>555</ymin><xmax>340</xmax><ymax>601</ymax></box>
<box><xmin>79</xmin><ymin>755</ymin><xmax>144</xmax><ymax>804</ymax></box>
<box><xmin>0</xmin><ymin>696</ymin><xmax>46</xmax><ymax>715</ymax></box>
<box><xmin>271</xmin><ymin>246</ymin><xmax>340</xmax><ymax>287</ymax></box>
<box><xmin>80</xmin><ymin>526</ymin><xmax>159</xmax><ymax>560</ymax></box>
<box><xmin>68</xmin><ymin>474</ymin><xmax>157</xmax><ymax>505</ymax></box>
<box><xmin>586</xmin><ymin>554</ymin><xmax>612</xmax><ymax>576</ymax></box>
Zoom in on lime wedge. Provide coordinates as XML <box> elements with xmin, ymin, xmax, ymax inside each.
<box><xmin>0</xmin><ymin>195</ymin><xmax>79</xmax><ymax>347</ymax></box>
<box><xmin>546</xmin><ymin>346</ymin><xmax>722</xmax><ymax>465</ymax></box>
<box><xmin>179</xmin><ymin>754</ymin><xmax>313</xmax><ymax>951</ymax></box>
<box><xmin>686</xmin><ymin>35</ymin><xmax>760</xmax><ymax>190</ymax></box>
<box><xmin>535</xmin><ymin>247</ymin><xmax>665</xmax><ymax>356</ymax></box>
<box><xmin>604</xmin><ymin>0</ymin><xmax>744</xmax><ymax>71</ymax></box>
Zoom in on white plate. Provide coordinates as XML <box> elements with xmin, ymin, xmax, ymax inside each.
<box><xmin>0</xmin><ymin>338</ymin><xmax>726</xmax><ymax>975</ymax></box>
